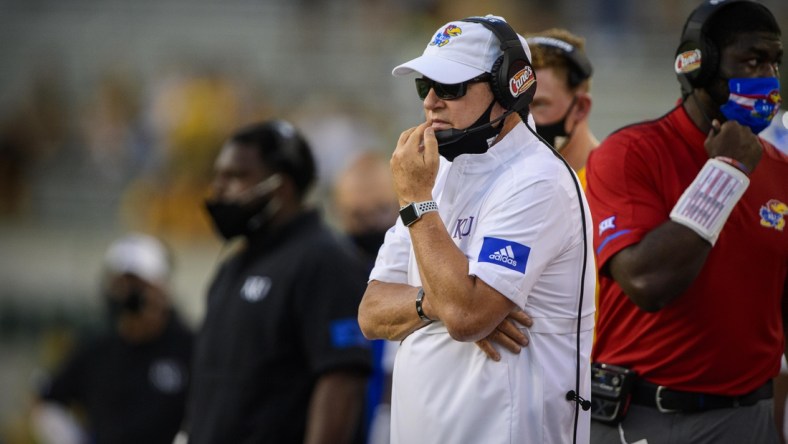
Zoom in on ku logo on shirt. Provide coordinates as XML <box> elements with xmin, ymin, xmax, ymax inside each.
<box><xmin>479</xmin><ymin>237</ymin><xmax>530</xmax><ymax>274</ymax></box>
<box><xmin>760</xmin><ymin>199</ymin><xmax>787</xmax><ymax>231</ymax></box>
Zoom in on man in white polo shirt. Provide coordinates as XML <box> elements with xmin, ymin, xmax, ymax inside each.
<box><xmin>358</xmin><ymin>14</ymin><xmax>595</xmax><ymax>444</ymax></box>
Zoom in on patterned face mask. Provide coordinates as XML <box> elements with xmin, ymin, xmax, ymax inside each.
<box><xmin>720</xmin><ymin>77</ymin><xmax>782</xmax><ymax>134</ymax></box>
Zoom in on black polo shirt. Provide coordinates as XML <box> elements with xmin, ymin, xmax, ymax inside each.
<box><xmin>187</xmin><ymin>210</ymin><xmax>372</xmax><ymax>444</ymax></box>
<box><xmin>40</xmin><ymin>312</ymin><xmax>193</xmax><ymax>444</ymax></box>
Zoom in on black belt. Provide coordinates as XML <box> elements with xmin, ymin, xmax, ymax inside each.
<box><xmin>631</xmin><ymin>380</ymin><xmax>773</xmax><ymax>413</ymax></box>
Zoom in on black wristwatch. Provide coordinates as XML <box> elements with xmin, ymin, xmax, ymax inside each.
<box><xmin>399</xmin><ymin>201</ymin><xmax>438</xmax><ymax>227</ymax></box>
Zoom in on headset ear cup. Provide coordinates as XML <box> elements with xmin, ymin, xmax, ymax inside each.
<box><xmin>696</xmin><ymin>37</ymin><xmax>718</xmax><ymax>88</ymax></box>
<box><xmin>675</xmin><ymin>39</ymin><xmax>702</xmax><ymax>94</ymax></box>
<box><xmin>461</xmin><ymin>16</ymin><xmax>534</xmax><ymax>113</ymax></box>
<box><xmin>489</xmin><ymin>55</ymin><xmax>511</xmax><ymax>110</ymax></box>
<box><xmin>675</xmin><ymin>0</ymin><xmax>760</xmax><ymax>93</ymax></box>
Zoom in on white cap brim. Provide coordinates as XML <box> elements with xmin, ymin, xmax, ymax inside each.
<box><xmin>392</xmin><ymin>56</ymin><xmax>487</xmax><ymax>84</ymax></box>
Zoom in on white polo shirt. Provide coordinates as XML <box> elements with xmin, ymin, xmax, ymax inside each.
<box><xmin>370</xmin><ymin>121</ymin><xmax>595</xmax><ymax>444</ymax></box>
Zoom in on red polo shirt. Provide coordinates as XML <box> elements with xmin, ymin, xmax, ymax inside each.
<box><xmin>586</xmin><ymin>104</ymin><xmax>788</xmax><ymax>395</ymax></box>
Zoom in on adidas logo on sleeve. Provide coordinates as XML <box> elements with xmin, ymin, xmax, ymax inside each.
<box><xmin>479</xmin><ymin>237</ymin><xmax>531</xmax><ymax>273</ymax></box>
<box><xmin>490</xmin><ymin>245</ymin><xmax>518</xmax><ymax>266</ymax></box>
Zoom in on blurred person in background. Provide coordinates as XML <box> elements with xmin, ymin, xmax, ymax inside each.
<box><xmin>186</xmin><ymin>119</ymin><xmax>371</xmax><ymax>444</ymax></box>
<box><xmin>586</xmin><ymin>1</ymin><xmax>787</xmax><ymax>442</ymax></box>
<box><xmin>527</xmin><ymin>28</ymin><xmax>598</xmax><ymax>186</ymax></box>
<box><xmin>332</xmin><ymin>150</ymin><xmax>400</xmax><ymax>270</ymax></box>
<box><xmin>31</xmin><ymin>233</ymin><xmax>193</xmax><ymax>444</ymax></box>
<box><xmin>331</xmin><ymin>150</ymin><xmax>400</xmax><ymax>444</ymax></box>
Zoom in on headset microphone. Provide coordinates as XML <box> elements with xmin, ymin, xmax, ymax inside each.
<box><xmin>434</xmin><ymin>127</ymin><xmax>482</xmax><ymax>146</ymax></box>
<box><xmin>434</xmin><ymin>109</ymin><xmax>515</xmax><ymax>146</ymax></box>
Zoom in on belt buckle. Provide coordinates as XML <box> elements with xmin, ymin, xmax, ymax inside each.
<box><xmin>655</xmin><ymin>386</ymin><xmax>679</xmax><ymax>413</ymax></box>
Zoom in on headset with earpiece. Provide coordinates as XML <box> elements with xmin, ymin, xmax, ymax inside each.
<box><xmin>462</xmin><ymin>16</ymin><xmax>537</xmax><ymax>117</ymax></box>
<box><xmin>463</xmin><ymin>15</ymin><xmax>591</xmax><ymax>444</ymax></box>
<box><xmin>526</xmin><ymin>36</ymin><xmax>593</xmax><ymax>88</ymax></box>
<box><xmin>266</xmin><ymin>120</ymin><xmax>308</xmax><ymax>175</ymax></box>
<box><xmin>259</xmin><ymin>120</ymin><xmax>316</xmax><ymax>198</ymax></box>
<box><xmin>674</xmin><ymin>0</ymin><xmax>764</xmax><ymax>95</ymax></box>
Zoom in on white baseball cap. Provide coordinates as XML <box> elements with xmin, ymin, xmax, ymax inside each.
<box><xmin>392</xmin><ymin>15</ymin><xmax>531</xmax><ymax>84</ymax></box>
<box><xmin>104</xmin><ymin>233</ymin><xmax>170</xmax><ymax>285</ymax></box>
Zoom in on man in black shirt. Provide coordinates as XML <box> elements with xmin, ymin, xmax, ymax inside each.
<box><xmin>33</xmin><ymin>233</ymin><xmax>193</xmax><ymax>444</ymax></box>
<box><xmin>188</xmin><ymin>119</ymin><xmax>371</xmax><ymax>444</ymax></box>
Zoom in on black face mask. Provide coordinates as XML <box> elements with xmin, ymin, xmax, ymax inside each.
<box><xmin>535</xmin><ymin>96</ymin><xmax>577</xmax><ymax>150</ymax></box>
<box><xmin>205</xmin><ymin>175</ymin><xmax>282</xmax><ymax>240</ymax></box>
<box><xmin>107</xmin><ymin>287</ymin><xmax>145</xmax><ymax>321</ymax></box>
<box><xmin>205</xmin><ymin>199</ymin><xmax>272</xmax><ymax>240</ymax></box>
<box><xmin>350</xmin><ymin>230</ymin><xmax>388</xmax><ymax>259</ymax></box>
<box><xmin>435</xmin><ymin>100</ymin><xmax>504</xmax><ymax>161</ymax></box>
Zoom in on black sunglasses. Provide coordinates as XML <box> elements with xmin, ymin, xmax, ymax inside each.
<box><xmin>415</xmin><ymin>74</ymin><xmax>491</xmax><ymax>100</ymax></box>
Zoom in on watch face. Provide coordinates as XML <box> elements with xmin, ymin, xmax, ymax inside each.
<box><xmin>399</xmin><ymin>204</ymin><xmax>419</xmax><ymax>227</ymax></box>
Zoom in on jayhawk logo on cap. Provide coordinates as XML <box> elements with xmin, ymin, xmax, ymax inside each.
<box><xmin>430</xmin><ymin>24</ymin><xmax>462</xmax><ymax>47</ymax></box>
<box><xmin>760</xmin><ymin>199</ymin><xmax>787</xmax><ymax>231</ymax></box>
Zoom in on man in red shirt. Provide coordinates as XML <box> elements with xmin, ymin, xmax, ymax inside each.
<box><xmin>586</xmin><ymin>1</ymin><xmax>787</xmax><ymax>442</ymax></box>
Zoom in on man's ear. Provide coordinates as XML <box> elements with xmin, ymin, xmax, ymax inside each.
<box><xmin>573</xmin><ymin>92</ymin><xmax>593</xmax><ymax>123</ymax></box>
<box><xmin>274</xmin><ymin>174</ymin><xmax>301</xmax><ymax>204</ymax></box>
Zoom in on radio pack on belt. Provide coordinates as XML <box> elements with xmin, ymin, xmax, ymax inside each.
<box><xmin>590</xmin><ymin>362</ymin><xmax>637</xmax><ymax>425</ymax></box>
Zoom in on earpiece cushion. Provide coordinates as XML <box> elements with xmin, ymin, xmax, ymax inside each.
<box><xmin>489</xmin><ymin>55</ymin><xmax>511</xmax><ymax>110</ymax></box>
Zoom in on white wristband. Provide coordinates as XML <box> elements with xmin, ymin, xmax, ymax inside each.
<box><xmin>670</xmin><ymin>158</ymin><xmax>749</xmax><ymax>245</ymax></box>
